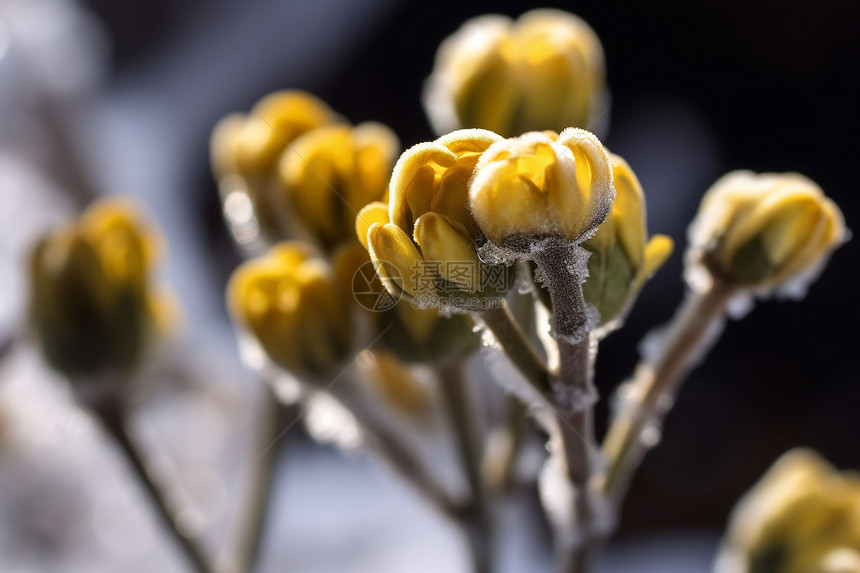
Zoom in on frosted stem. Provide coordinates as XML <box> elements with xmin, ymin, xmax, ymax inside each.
<box><xmin>230</xmin><ymin>386</ymin><xmax>298</xmax><ymax>573</ymax></box>
<box><xmin>600</xmin><ymin>279</ymin><xmax>737</xmax><ymax>505</ymax></box>
<box><xmin>479</xmin><ymin>304</ymin><xmax>552</xmax><ymax>398</ymax></box>
<box><xmin>90</xmin><ymin>388</ymin><xmax>214</xmax><ymax>573</ymax></box>
<box><xmin>532</xmin><ymin>243</ymin><xmax>604</xmax><ymax>573</ymax></box>
<box><xmin>497</xmin><ymin>397</ymin><xmax>528</xmax><ymax>492</ymax></box>
<box><xmin>437</xmin><ymin>361</ymin><xmax>493</xmax><ymax>573</ymax></box>
<box><xmin>329</xmin><ymin>382</ymin><xmax>463</xmax><ymax>520</ymax></box>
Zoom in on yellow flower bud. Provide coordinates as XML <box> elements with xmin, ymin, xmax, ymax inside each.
<box><xmin>357</xmin><ymin>350</ymin><xmax>431</xmax><ymax>415</ymax></box>
<box><xmin>469</xmin><ymin>128</ymin><xmax>614</xmax><ymax>246</ymax></box>
<box><xmin>210</xmin><ymin>90</ymin><xmax>337</xmax><ymax>243</ymax></box>
<box><xmin>360</xmin><ymin>129</ymin><xmax>510</xmax><ymax>305</ymax></box>
<box><xmin>278</xmin><ymin>123</ymin><xmax>398</xmax><ymax>250</ymax></box>
<box><xmin>381</xmin><ymin>303</ymin><xmax>478</xmax><ymax>364</ymax></box>
<box><xmin>425</xmin><ymin>9</ymin><xmax>607</xmax><ymax>137</ymax></box>
<box><xmin>689</xmin><ymin>171</ymin><xmax>845</xmax><ymax>291</ymax></box>
<box><xmin>236</xmin><ymin>91</ymin><xmax>336</xmax><ymax>176</ymax></box>
<box><xmin>717</xmin><ymin>449</ymin><xmax>860</xmax><ymax>573</ymax></box>
<box><xmin>353</xmin><ymin>202</ymin><xmax>480</xmax><ymax>362</ymax></box>
<box><xmin>227</xmin><ymin>242</ymin><xmax>352</xmax><ymax>377</ymax></box>
<box><xmin>28</xmin><ymin>198</ymin><xmax>172</xmax><ymax>377</ymax></box>
<box><xmin>582</xmin><ymin>154</ymin><xmax>673</xmax><ymax>327</ymax></box>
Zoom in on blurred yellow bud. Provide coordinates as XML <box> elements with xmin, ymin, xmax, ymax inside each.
<box><xmin>717</xmin><ymin>449</ymin><xmax>860</xmax><ymax>573</ymax></box>
<box><xmin>278</xmin><ymin>123</ymin><xmax>398</xmax><ymax>250</ymax></box>
<box><xmin>357</xmin><ymin>350</ymin><xmax>431</xmax><ymax>416</ymax></box>
<box><xmin>361</xmin><ymin>130</ymin><xmax>510</xmax><ymax>304</ymax></box>
<box><xmin>210</xmin><ymin>90</ymin><xmax>337</xmax><ymax>243</ymax></box>
<box><xmin>425</xmin><ymin>9</ymin><xmax>607</xmax><ymax>137</ymax></box>
<box><xmin>688</xmin><ymin>171</ymin><xmax>846</xmax><ymax>292</ymax></box>
<box><xmin>28</xmin><ymin>198</ymin><xmax>172</xmax><ymax>377</ymax></box>
<box><xmin>582</xmin><ymin>154</ymin><xmax>673</xmax><ymax>327</ymax></box>
<box><xmin>228</xmin><ymin>242</ymin><xmax>352</xmax><ymax>378</ymax></box>
<box><xmin>469</xmin><ymin>128</ymin><xmax>614</xmax><ymax>246</ymax></box>
<box><xmin>230</xmin><ymin>91</ymin><xmax>336</xmax><ymax>177</ymax></box>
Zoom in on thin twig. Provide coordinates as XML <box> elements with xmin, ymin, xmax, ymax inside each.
<box><xmin>498</xmin><ymin>396</ymin><xmax>528</xmax><ymax>492</ymax></box>
<box><xmin>479</xmin><ymin>304</ymin><xmax>552</xmax><ymax>398</ymax></box>
<box><xmin>600</xmin><ymin>279</ymin><xmax>736</xmax><ymax>504</ymax></box>
<box><xmin>437</xmin><ymin>361</ymin><xmax>492</xmax><ymax>573</ymax></box>
<box><xmin>230</xmin><ymin>386</ymin><xmax>299</xmax><ymax>573</ymax></box>
<box><xmin>91</xmin><ymin>389</ymin><xmax>214</xmax><ymax>573</ymax></box>
<box><xmin>328</xmin><ymin>382</ymin><xmax>464</xmax><ymax>519</ymax></box>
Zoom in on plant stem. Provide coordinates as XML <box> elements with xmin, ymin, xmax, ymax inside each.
<box><xmin>231</xmin><ymin>386</ymin><xmax>298</xmax><ymax>573</ymax></box>
<box><xmin>553</xmin><ymin>337</ymin><xmax>603</xmax><ymax>573</ymax></box>
<box><xmin>91</xmin><ymin>389</ymin><xmax>213</xmax><ymax>573</ymax></box>
<box><xmin>498</xmin><ymin>396</ymin><xmax>528</xmax><ymax>492</ymax></box>
<box><xmin>437</xmin><ymin>361</ymin><xmax>492</xmax><ymax>573</ymax></box>
<box><xmin>479</xmin><ymin>304</ymin><xmax>552</xmax><ymax>398</ymax></box>
<box><xmin>329</xmin><ymin>382</ymin><xmax>463</xmax><ymax>519</ymax></box>
<box><xmin>600</xmin><ymin>279</ymin><xmax>736</xmax><ymax>505</ymax></box>
<box><xmin>531</xmin><ymin>243</ymin><xmax>603</xmax><ymax>573</ymax></box>
<box><xmin>40</xmin><ymin>97</ymin><xmax>100</xmax><ymax>209</ymax></box>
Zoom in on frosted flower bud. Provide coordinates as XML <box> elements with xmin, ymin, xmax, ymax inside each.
<box><xmin>424</xmin><ymin>9</ymin><xmax>607</xmax><ymax>137</ymax></box>
<box><xmin>28</xmin><ymin>198</ymin><xmax>175</xmax><ymax>377</ymax></box>
<box><xmin>688</xmin><ymin>171</ymin><xmax>845</xmax><ymax>293</ymax></box>
<box><xmin>211</xmin><ymin>91</ymin><xmax>336</xmax><ymax>179</ymax></box>
<box><xmin>582</xmin><ymin>154</ymin><xmax>673</xmax><ymax>327</ymax></box>
<box><xmin>469</xmin><ymin>128</ymin><xmax>614</xmax><ymax>247</ymax></box>
<box><xmin>357</xmin><ymin>350</ymin><xmax>431</xmax><ymax>416</ymax></box>
<box><xmin>359</xmin><ymin>130</ymin><xmax>510</xmax><ymax>305</ymax></box>
<box><xmin>278</xmin><ymin>123</ymin><xmax>399</xmax><ymax>250</ymax></box>
<box><xmin>342</xmin><ymin>220</ymin><xmax>479</xmax><ymax>363</ymax></box>
<box><xmin>228</xmin><ymin>242</ymin><xmax>352</xmax><ymax>377</ymax></box>
<box><xmin>210</xmin><ymin>90</ymin><xmax>337</xmax><ymax>241</ymax></box>
<box><xmin>716</xmin><ymin>449</ymin><xmax>860</xmax><ymax>573</ymax></box>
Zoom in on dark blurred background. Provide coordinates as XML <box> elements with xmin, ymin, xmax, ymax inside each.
<box><xmin>81</xmin><ymin>0</ymin><xmax>860</xmax><ymax>540</ymax></box>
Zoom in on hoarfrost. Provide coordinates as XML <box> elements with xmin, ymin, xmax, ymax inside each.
<box><xmin>551</xmin><ymin>381</ymin><xmax>597</xmax><ymax>413</ymax></box>
<box><xmin>638</xmin><ymin>292</ymin><xmax>727</xmax><ymax>371</ymax></box>
<box><xmin>639</xmin><ymin>422</ymin><xmax>662</xmax><ymax>448</ymax></box>
<box><xmin>304</xmin><ymin>391</ymin><xmax>363</xmax><ymax>451</ymax></box>
<box><xmin>476</xmin><ymin>328</ymin><xmax>553</xmax><ymax>425</ymax></box>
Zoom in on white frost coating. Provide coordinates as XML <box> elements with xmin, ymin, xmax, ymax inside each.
<box><xmin>534</xmin><ymin>300</ymin><xmax>560</xmax><ymax>371</ymax></box>
<box><xmin>551</xmin><ymin>380</ymin><xmax>597</xmax><ymax>413</ymax></box>
<box><xmin>513</xmin><ymin>260</ymin><xmax>537</xmax><ymax>295</ymax></box>
<box><xmin>476</xmin><ymin>328</ymin><xmax>555</xmax><ymax>431</ymax></box>
<box><xmin>637</xmin><ymin>322</ymin><xmax>669</xmax><ymax>366</ymax></box>
<box><xmin>713</xmin><ymin>547</ymin><xmax>745</xmax><ymax>573</ymax></box>
<box><xmin>608</xmin><ymin>377</ymin><xmax>645</xmax><ymax>421</ymax></box>
<box><xmin>538</xmin><ymin>445</ymin><xmax>616</xmax><ymax>538</ymax></box>
<box><xmin>564</xmin><ymin>243</ymin><xmax>592</xmax><ymax>279</ymax></box>
<box><xmin>683</xmin><ymin>255</ymin><xmax>715</xmax><ymax>295</ymax></box>
<box><xmin>511</xmin><ymin>240</ymin><xmax>600</xmax><ymax>346</ymax></box>
<box><xmin>236</xmin><ymin>330</ymin><xmax>303</xmax><ymax>404</ymax></box>
<box><xmin>723</xmin><ymin>290</ymin><xmax>754</xmax><ymax>320</ymax></box>
<box><xmin>639</xmin><ymin>422</ymin><xmax>661</xmax><ymax>448</ymax></box>
<box><xmin>638</xmin><ymin>292</ymin><xmax>727</xmax><ymax>371</ymax></box>
<box><xmin>549</xmin><ymin>303</ymin><xmax>599</xmax><ymax>347</ymax></box>
<box><xmin>304</xmin><ymin>391</ymin><xmax>363</xmax><ymax>451</ymax></box>
<box><xmin>538</xmin><ymin>449</ymin><xmax>576</xmax><ymax>532</ymax></box>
